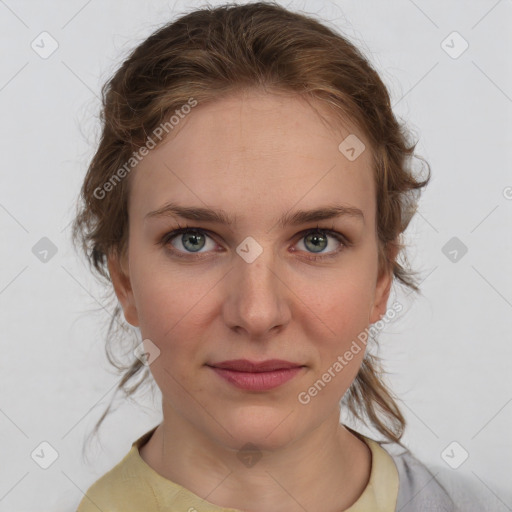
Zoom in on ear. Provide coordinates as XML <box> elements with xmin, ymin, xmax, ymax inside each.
<box><xmin>107</xmin><ymin>250</ymin><xmax>140</xmax><ymax>327</ymax></box>
<box><xmin>369</xmin><ymin>241</ymin><xmax>399</xmax><ymax>325</ymax></box>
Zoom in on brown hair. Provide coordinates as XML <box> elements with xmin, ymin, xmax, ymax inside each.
<box><xmin>71</xmin><ymin>1</ymin><xmax>431</xmax><ymax>451</ymax></box>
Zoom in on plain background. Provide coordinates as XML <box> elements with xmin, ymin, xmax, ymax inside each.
<box><xmin>0</xmin><ymin>0</ymin><xmax>511</xmax><ymax>510</ymax></box>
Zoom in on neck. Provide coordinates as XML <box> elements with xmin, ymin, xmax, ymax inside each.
<box><xmin>140</xmin><ymin>404</ymin><xmax>372</xmax><ymax>512</ymax></box>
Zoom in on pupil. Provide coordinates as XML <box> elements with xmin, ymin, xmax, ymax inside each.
<box><xmin>184</xmin><ymin>231</ymin><xmax>204</xmax><ymax>252</ymax></box>
<box><xmin>306</xmin><ymin>232</ymin><xmax>326</xmax><ymax>253</ymax></box>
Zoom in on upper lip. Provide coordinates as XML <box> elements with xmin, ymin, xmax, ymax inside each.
<box><xmin>208</xmin><ymin>359</ymin><xmax>304</xmax><ymax>372</ymax></box>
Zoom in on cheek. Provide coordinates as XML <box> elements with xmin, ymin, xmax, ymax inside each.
<box><xmin>299</xmin><ymin>268</ymin><xmax>374</xmax><ymax>339</ymax></box>
<box><xmin>131</xmin><ymin>270</ymin><xmax>206</xmax><ymax>398</ymax></box>
<box><xmin>129</xmin><ymin>245</ymin><xmax>211</xmax><ymax>335</ymax></box>
<box><xmin>128</xmin><ymin>254</ymin><xmax>222</xmax><ymax>374</ymax></box>
<box><xmin>297</xmin><ymin>272</ymin><xmax>373</xmax><ymax>389</ymax></box>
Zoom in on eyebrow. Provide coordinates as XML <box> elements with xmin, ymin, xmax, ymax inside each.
<box><xmin>144</xmin><ymin>201</ymin><xmax>365</xmax><ymax>228</ymax></box>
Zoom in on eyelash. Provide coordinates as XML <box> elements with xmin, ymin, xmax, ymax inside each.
<box><xmin>158</xmin><ymin>222</ymin><xmax>352</xmax><ymax>262</ymax></box>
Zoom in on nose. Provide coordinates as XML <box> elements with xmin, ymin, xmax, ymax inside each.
<box><xmin>221</xmin><ymin>248</ymin><xmax>292</xmax><ymax>340</ymax></box>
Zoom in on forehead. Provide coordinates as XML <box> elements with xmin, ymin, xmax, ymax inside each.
<box><xmin>130</xmin><ymin>90</ymin><xmax>376</xmax><ymax>228</ymax></box>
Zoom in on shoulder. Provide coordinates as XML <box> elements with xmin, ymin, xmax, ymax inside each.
<box><xmin>379</xmin><ymin>441</ymin><xmax>489</xmax><ymax>512</ymax></box>
<box><xmin>76</xmin><ymin>446</ymin><xmax>159</xmax><ymax>512</ymax></box>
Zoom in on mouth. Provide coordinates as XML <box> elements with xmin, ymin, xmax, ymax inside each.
<box><xmin>206</xmin><ymin>359</ymin><xmax>306</xmax><ymax>391</ymax></box>
<box><xmin>209</xmin><ymin>359</ymin><xmax>303</xmax><ymax>372</ymax></box>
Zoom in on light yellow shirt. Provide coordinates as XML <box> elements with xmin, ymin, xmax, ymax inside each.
<box><xmin>77</xmin><ymin>427</ymin><xmax>399</xmax><ymax>511</ymax></box>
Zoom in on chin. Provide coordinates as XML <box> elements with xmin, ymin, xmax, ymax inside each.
<box><xmin>215</xmin><ymin>406</ymin><xmax>300</xmax><ymax>451</ymax></box>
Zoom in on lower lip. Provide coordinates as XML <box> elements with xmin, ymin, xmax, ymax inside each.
<box><xmin>209</xmin><ymin>366</ymin><xmax>304</xmax><ymax>391</ymax></box>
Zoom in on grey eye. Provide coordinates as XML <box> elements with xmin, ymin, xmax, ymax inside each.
<box><xmin>179</xmin><ymin>230</ymin><xmax>206</xmax><ymax>252</ymax></box>
<box><xmin>303</xmin><ymin>232</ymin><xmax>328</xmax><ymax>253</ymax></box>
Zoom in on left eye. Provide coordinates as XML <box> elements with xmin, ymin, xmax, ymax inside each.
<box><xmin>294</xmin><ymin>230</ymin><xmax>344</xmax><ymax>256</ymax></box>
<box><xmin>160</xmin><ymin>226</ymin><xmax>349</xmax><ymax>260</ymax></box>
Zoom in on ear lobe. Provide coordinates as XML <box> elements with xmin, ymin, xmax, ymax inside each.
<box><xmin>369</xmin><ymin>269</ymin><xmax>393</xmax><ymax>325</ymax></box>
<box><xmin>369</xmin><ymin>242</ymin><xmax>399</xmax><ymax>325</ymax></box>
<box><xmin>107</xmin><ymin>251</ymin><xmax>140</xmax><ymax>327</ymax></box>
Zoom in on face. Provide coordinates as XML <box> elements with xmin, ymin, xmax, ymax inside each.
<box><xmin>109</xmin><ymin>89</ymin><xmax>394</xmax><ymax>451</ymax></box>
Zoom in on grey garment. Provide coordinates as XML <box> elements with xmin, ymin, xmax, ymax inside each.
<box><xmin>380</xmin><ymin>441</ymin><xmax>491</xmax><ymax>512</ymax></box>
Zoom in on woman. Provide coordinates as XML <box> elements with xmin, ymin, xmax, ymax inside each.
<box><xmin>72</xmin><ymin>2</ymin><xmax>483</xmax><ymax>510</ymax></box>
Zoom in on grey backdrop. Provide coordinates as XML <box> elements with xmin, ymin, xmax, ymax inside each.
<box><xmin>0</xmin><ymin>0</ymin><xmax>511</xmax><ymax>510</ymax></box>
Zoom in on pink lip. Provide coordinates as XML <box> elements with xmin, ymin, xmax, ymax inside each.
<box><xmin>211</xmin><ymin>359</ymin><xmax>302</xmax><ymax>372</ymax></box>
<box><xmin>207</xmin><ymin>359</ymin><xmax>305</xmax><ymax>391</ymax></box>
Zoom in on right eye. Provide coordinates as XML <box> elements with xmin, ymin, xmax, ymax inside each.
<box><xmin>160</xmin><ymin>226</ymin><xmax>220</xmax><ymax>259</ymax></box>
